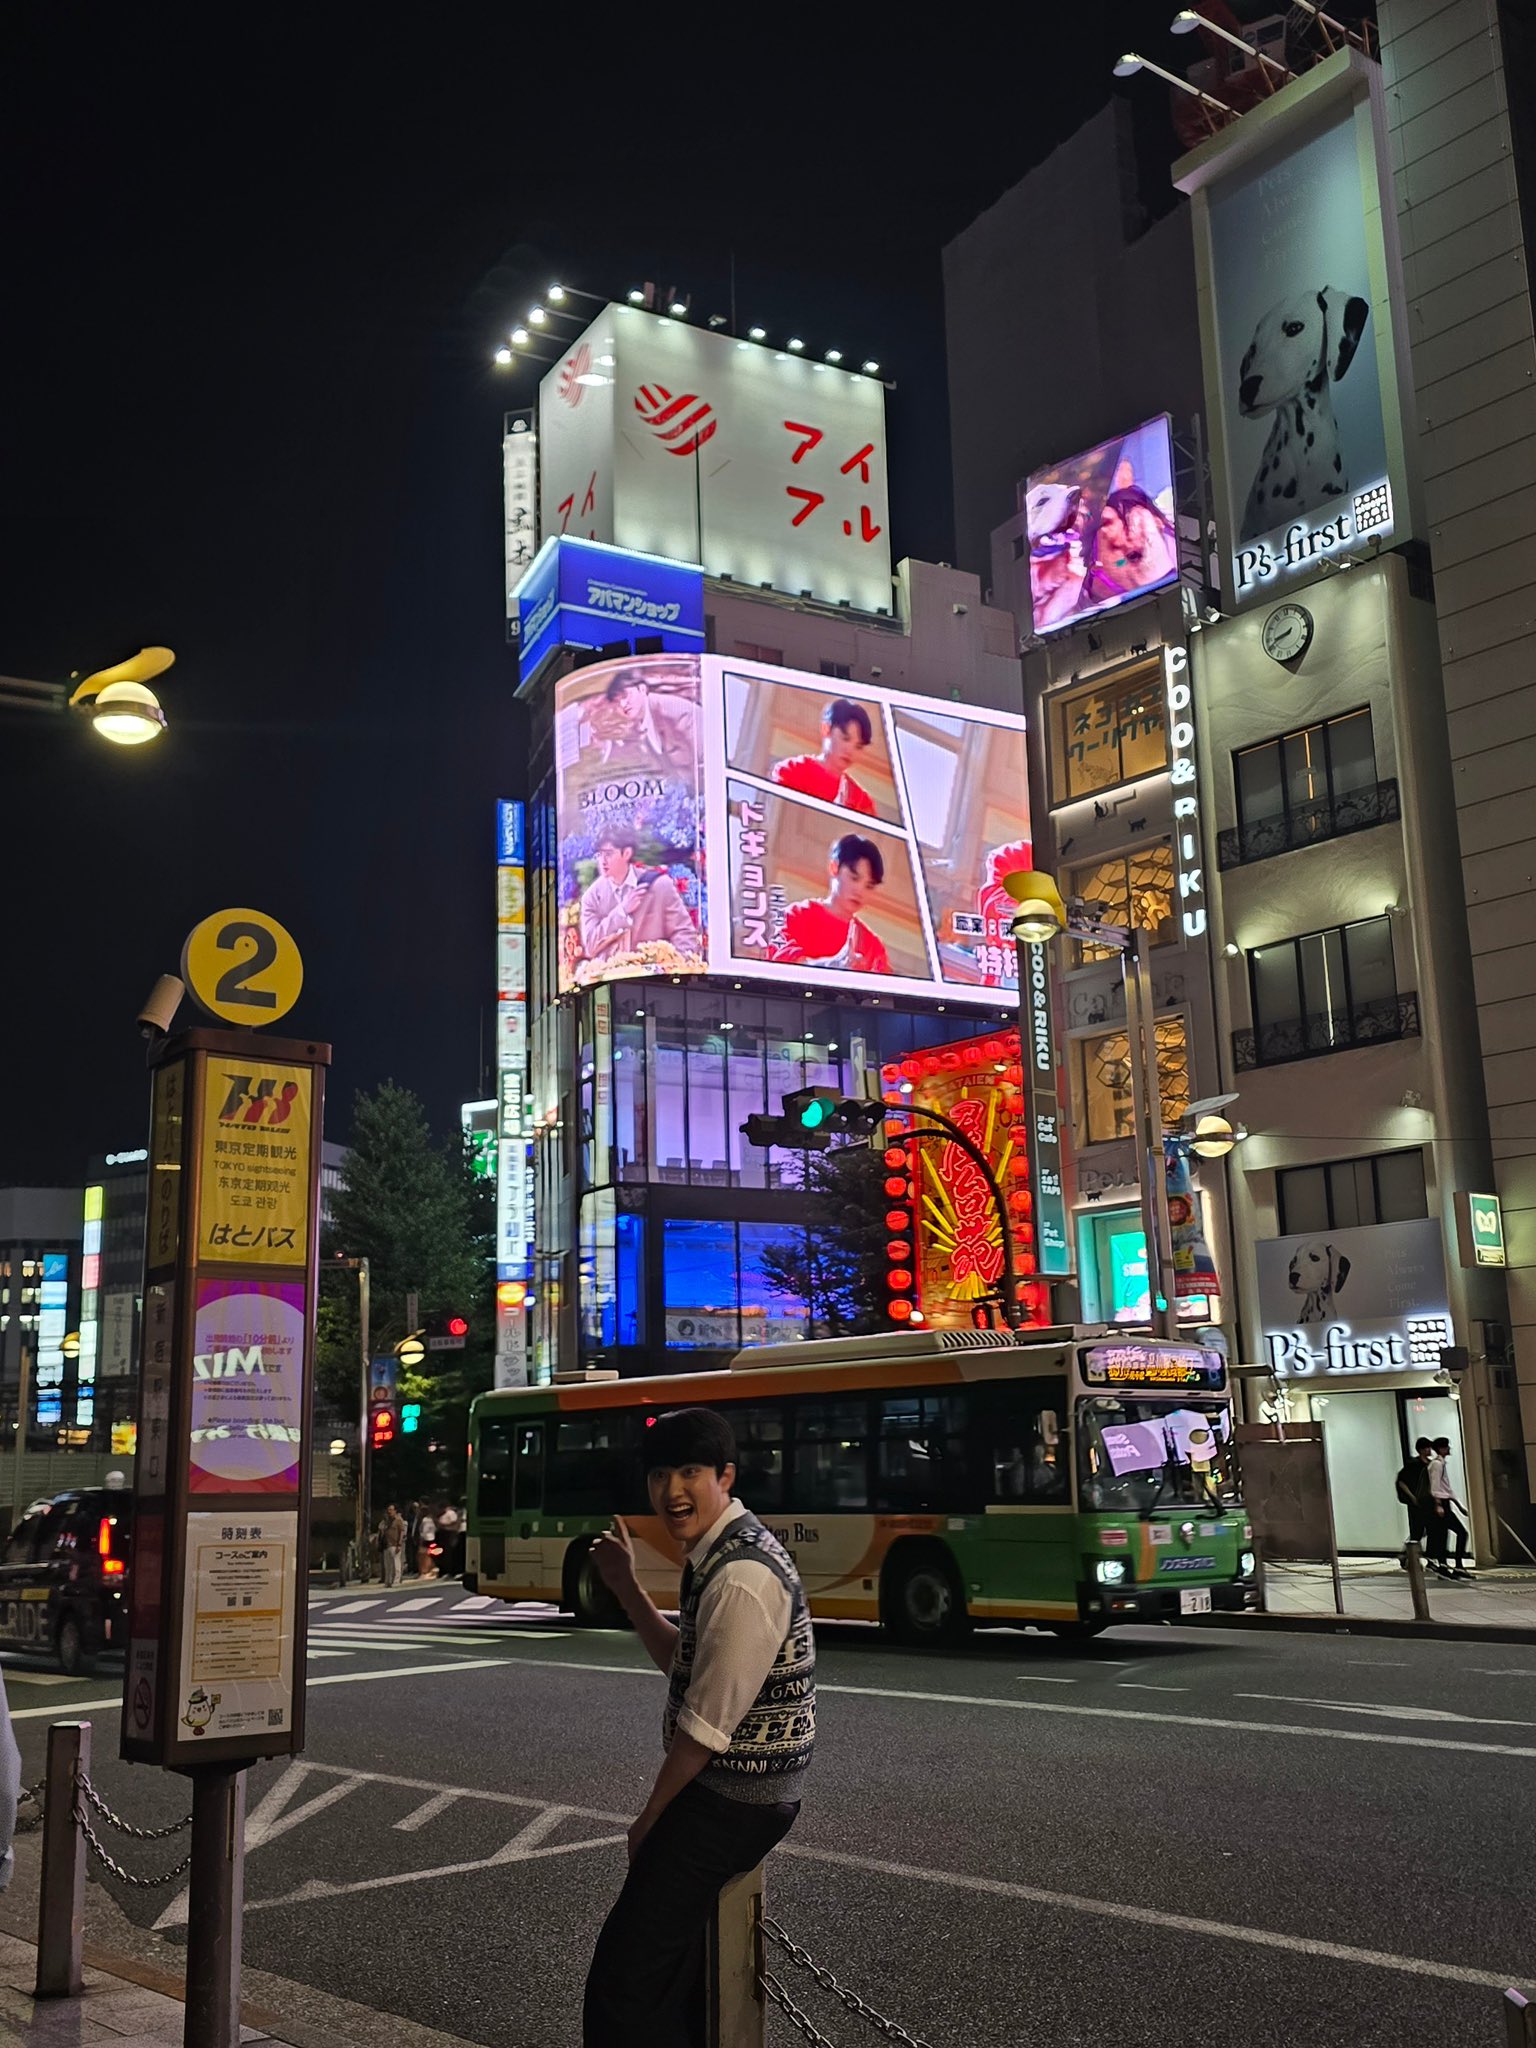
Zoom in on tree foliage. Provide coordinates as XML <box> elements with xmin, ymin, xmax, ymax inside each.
<box><xmin>317</xmin><ymin>1082</ymin><xmax>493</xmax><ymax>1501</ymax></box>
<box><xmin>758</xmin><ymin>1140</ymin><xmax>892</xmax><ymax>1338</ymax></box>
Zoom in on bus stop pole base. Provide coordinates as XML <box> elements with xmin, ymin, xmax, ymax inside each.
<box><xmin>184</xmin><ymin>1764</ymin><xmax>246</xmax><ymax>2048</ymax></box>
<box><xmin>35</xmin><ymin>1720</ymin><xmax>88</xmax><ymax>1999</ymax></box>
<box><xmin>706</xmin><ymin>1863</ymin><xmax>765</xmax><ymax>2048</ymax></box>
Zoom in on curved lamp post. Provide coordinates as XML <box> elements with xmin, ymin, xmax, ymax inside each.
<box><xmin>0</xmin><ymin>645</ymin><xmax>173</xmax><ymax>745</ymax></box>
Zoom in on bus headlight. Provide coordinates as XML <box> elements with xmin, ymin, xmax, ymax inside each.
<box><xmin>1239</xmin><ymin>1550</ymin><xmax>1256</xmax><ymax>1579</ymax></box>
<box><xmin>1095</xmin><ymin>1559</ymin><xmax>1128</xmax><ymax>1586</ymax></box>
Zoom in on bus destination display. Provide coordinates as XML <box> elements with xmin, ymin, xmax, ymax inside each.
<box><xmin>1082</xmin><ymin>1345</ymin><xmax>1227</xmax><ymax>1392</ymax></box>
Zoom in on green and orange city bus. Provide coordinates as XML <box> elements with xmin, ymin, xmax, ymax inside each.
<box><xmin>465</xmin><ymin>1325</ymin><xmax>1258</xmax><ymax>1643</ymax></box>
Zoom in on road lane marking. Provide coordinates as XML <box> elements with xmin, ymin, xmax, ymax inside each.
<box><xmin>305</xmin><ymin>1649</ymin><xmax>353</xmax><ymax>1660</ymax></box>
<box><xmin>9</xmin><ymin>1696</ymin><xmax>121</xmax><ymax>1721</ymax></box>
<box><xmin>326</xmin><ymin>1600</ymin><xmax>385</xmax><ymax>1615</ymax></box>
<box><xmin>392</xmin><ymin>1598</ymin><xmax>440</xmax><ymax>1612</ymax></box>
<box><xmin>1474</xmin><ymin>1669</ymin><xmax>1536</xmax><ymax>1677</ymax></box>
<box><xmin>1236</xmin><ymin>1693</ymin><xmax>1536</xmax><ymax>1728</ymax></box>
<box><xmin>776</xmin><ymin>1844</ymin><xmax>1536</xmax><ymax>1992</ymax></box>
<box><xmin>457</xmin><ymin>1596</ymin><xmax>493</xmax><ymax>1610</ymax></box>
<box><xmin>1117</xmin><ymin>1684</ymin><xmax>1190</xmax><ymax>1694</ymax></box>
<box><xmin>1347</xmin><ymin>1660</ymin><xmax>1409</xmax><ymax>1667</ymax></box>
<box><xmin>1013</xmin><ymin>1676</ymin><xmax>1077</xmax><ymax>1685</ymax></box>
<box><xmin>1</xmin><ymin>1671</ymin><xmax>78</xmax><ymax>1686</ymax></box>
<box><xmin>394</xmin><ymin>1791</ymin><xmax>460</xmax><ymax>1832</ymax></box>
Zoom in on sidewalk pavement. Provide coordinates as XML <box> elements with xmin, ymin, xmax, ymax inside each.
<box><xmin>1241</xmin><ymin>1557</ymin><xmax>1536</xmax><ymax>1639</ymax></box>
<box><xmin>0</xmin><ymin>1926</ymin><xmax>288</xmax><ymax>2047</ymax></box>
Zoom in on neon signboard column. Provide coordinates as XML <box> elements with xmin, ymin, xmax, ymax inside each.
<box><xmin>495</xmin><ymin>800</ymin><xmax>532</xmax><ymax>1388</ymax></box>
<box><xmin>1163</xmin><ymin>645</ymin><xmax>1206</xmax><ymax>941</ymax></box>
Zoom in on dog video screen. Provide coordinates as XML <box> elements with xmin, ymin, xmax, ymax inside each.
<box><xmin>1022</xmin><ymin>415</ymin><xmax>1178</xmax><ymax>636</ymax></box>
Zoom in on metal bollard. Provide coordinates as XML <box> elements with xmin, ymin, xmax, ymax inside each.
<box><xmin>1505</xmin><ymin>1988</ymin><xmax>1536</xmax><ymax>2045</ymax></box>
<box><xmin>1404</xmin><ymin>1540</ymin><xmax>1432</xmax><ymax>1622</ymax></box>
<box><xmin>35</xmin><ymin>1720</ymin><xmax>89</xmax><ymax>1999</ymax></box>
<box><xmin>705</xmin><ymin>1863</ymin><xmax>765</xmax><ymax>2048</ymax></box>
<box><xmin>1251</xmin><ymin>1537</ymin><xmax>1268</xmax><ymax>1613</ymax></box>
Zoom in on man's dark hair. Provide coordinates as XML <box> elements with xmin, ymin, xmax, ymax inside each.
<box><xmin>644</xmin><ymin>1407</ymin><xmax>737</xmax><ymax>1476</ymax></box>
<box><xmin>824</xmin><ymin>698</ymin><xmax>872</xmax><ymax>746</ymax></box>
<box><xmin>1432</xmin><ymin>1437</ymin><xmax>1452</xmax><ymax>1452</ymax></box>
<box><xmin>1415</xmin><ymin>1437</ymin><xmax>1433</xmax><ymax>1453</ymax></box>
<box><xmin>604</xmin><ymin>669</ymin><xmax>648</xmax><ymax>701</ymax></box>
<box><xmin>595</xmin><ymin>831</ymin><xmax>636</xmax><ymax>856</ymax></box>
<box><xmin>830</xmin><ymin>832</ymin><xmax>884</xmax><ymax>885</ymax></box>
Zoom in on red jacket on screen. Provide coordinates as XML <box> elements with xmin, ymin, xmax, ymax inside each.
<box><xmin>770</xmin><ymin>901</ymin><xmax>891</xmax><ymax>975</ymax></box>
<box><xmin>771</xmin><ymin>755</ymin><xmax>876</xmax><ymax>815</ymax></box>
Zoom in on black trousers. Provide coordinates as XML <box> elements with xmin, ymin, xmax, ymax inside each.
<box><xmin>1403</xmin><ymin>1502</ymin><xmax>1428</xmax><ymax>1547</ymax></box>
<box><xmin>583</xmin><ymin>1781</ymin><xmax>799</xmax><ymax>2048</ymax></box>
<box><xmin>1426</xmin><ymin>1503</ymin><xmax>1469</xmax><ymax>1566</ymax></box>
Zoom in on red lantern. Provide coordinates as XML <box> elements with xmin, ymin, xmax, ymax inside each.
<box><xmin>884</xmin><ymin>1176</ymin><xmax>910</xmax><ymax>1199</ymax></box>
<box><xmin>888</xmin><ymin>1299</ymin><xmax>914</xmax><ymax>1322</ymax></box>
<box><xmin>982</xmin><ymin>1038</ymin><xmax>1003</xmax><ymax>1061</ymax></box>
<box><xmin>887</xmin><ymin>1269</ymin><xmax>913</xmax><ymax>1291</ymax></box>
<box><xmin>886</xmin><ymin>1240</ymin><xmax>912</xmax><ymax>1261</ymax></box>
<box><xmin>883</xmin><ymin>1146</ymin><xmax>907</xmax><ymax>1169</ymax></box>
<box><xmin>921</xmin><ymin>1055</ymin><xmax>940</xmax><ymax>1075</ymax></box>
<box><xmin>886</xmin><ymin>1209</ymin><xmax>910</xmax><ymax>1233</ymax></box>
<box><xmin>900</xmin><ymin>1058</ymin><xmax>922</xmax><ymax>1081</ymax></box>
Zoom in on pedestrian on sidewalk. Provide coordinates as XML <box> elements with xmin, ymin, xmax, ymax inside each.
<box><xmin>401</xmin><ymin>1501</ymin><xmax>420</xmax><ymax>1578</ymax></box>
<box><xmin>416</xmin><ymin>1504</ymin><xmax>438</xmax><ymax>1580</ymax></box>
<box><xmin>582</xmin><ymin>1406</ymin><xmax>814</xmax><ymax>2048</ymax></box>
<box><xmin>1395</xmin><ymin>1438</ymin><xmax>1434</xmax><ymax>1566</ymax></box>
<box><xmin>1425</xmin><ymin>1436</ymin><xmax>1473</xmax><ymax>1578</ymax></box>
<box><xmin>379</xmin><ymin>1504</ymin><xmax>406</xmax><ymax>1588</ymax></box>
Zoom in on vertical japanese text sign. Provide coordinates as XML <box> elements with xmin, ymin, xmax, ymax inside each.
<box><xmin>122</xmin><ymin>1028</ymin><xmax>330</xmax><ymax>1768</ymax></box>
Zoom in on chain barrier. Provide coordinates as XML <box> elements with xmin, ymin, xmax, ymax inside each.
<box><xmin>71</xmin><ymin>1767</ymin><xmax>192</xmax><ymax>1890</ymax></box>
<box><xmin>760</xmin><ymin>1916</ymin><xmax>934</xmax><ymax>2048</ymax></box>
<box><xmin>14</xmin><ymin>1777</ymin><xmax>47</xmax><ymax>1833</ymax></box>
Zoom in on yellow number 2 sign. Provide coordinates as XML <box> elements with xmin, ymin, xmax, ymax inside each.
<box><xmin>181</xmin><ymin>909</ymin><xmax>303</xmax><ymax>1028</ymax></box>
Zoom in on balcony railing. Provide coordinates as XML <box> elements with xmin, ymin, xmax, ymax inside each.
<box><xmin>1217</xmin><ymin>778</ymin><xmax>1401</xmax><ymax>869</ymax></box>
<box><xmin>1232</xmin><ymin>990</ymin><xmax>1419</xmax><ymax>1072</ymax></box>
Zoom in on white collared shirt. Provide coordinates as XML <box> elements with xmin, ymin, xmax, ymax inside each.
<box><xmin>673</xmin><ymin>1501</ymin><xmax>793</xmax><ymax>1755</ymax></box>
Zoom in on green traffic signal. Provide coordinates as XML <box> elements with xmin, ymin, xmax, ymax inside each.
<box><xmin>800</xmin><ymin>1097</ymin><xmax>830</xmax><ymax>1128</ymax></box>
<box><xmin>401</xmin><ymin>1402</ymin><xmax>422</xmax><ymax>1435</ymax></box>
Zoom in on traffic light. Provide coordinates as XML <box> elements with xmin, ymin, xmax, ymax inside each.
<box><xmin>401</xmin><ymin>1402</ymin><xmax>422</xmax><ymax>1435</ymax></box>
<box><xmin>426</xmin><ymin>1314</ymin><xmax>469</xmax><ymax>1352</ymax></box>
<box><xmin>741</xmin><ymin>1091</ymin><xmax>890</xmax><ymax>1153</ymax></box>
<box><xmin>369</xmin><ymin>1404</ymin><xmax>396</xmax><ymax>1451</ymax></box>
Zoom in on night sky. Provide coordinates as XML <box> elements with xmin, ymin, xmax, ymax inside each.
<box><xmin>2</xmin><ymin>2</ymin><xmax>1173</xmax><ymax>1183</ymax></box>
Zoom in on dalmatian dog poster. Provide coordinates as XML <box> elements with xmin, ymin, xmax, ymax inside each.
<box><xmin>1204</xmin><ymin>102</ymin><xmax>1396</xmax><ymax>597</ymax></box>
<box><xmin>1255</xmin><ymin>1218</ymin><xmax>1451</xmax><ymax>1379</ymax></box>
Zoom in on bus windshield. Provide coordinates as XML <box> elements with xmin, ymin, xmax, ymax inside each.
<box><xmin>1077</xmin><ymin>1397</ymin><xmax>1239</xmax><ymax>1515</ymax></box>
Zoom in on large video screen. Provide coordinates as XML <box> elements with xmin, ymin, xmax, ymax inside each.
<box><xmin>553</xmin><ymin>656</ymin><xmax>1033</xmax><ymax>1005</ymax></box>
<box><xmin>1022</xmin><ymin>414</ymin><xmax>1178</xmax><ymax>635</ymax></box>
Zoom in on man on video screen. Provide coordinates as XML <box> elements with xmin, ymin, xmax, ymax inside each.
<box><xmin>599</xmin><ymin>668</ymin><xmax>699</xmax><ymax>776</ymax></box>
<box><xmin>769</xmin><ymin>833</ymin><xmax>891</xmax><ymax>975</ymax></box>
<box><xmin>580</xmin><ymin>832</ymin><xmax>697</xmax><ymax>966</ymax></box>
<box><xmin>771</xmin><ymin>699</ymin><xmax>877</xmax><ymax>816</ymax></box>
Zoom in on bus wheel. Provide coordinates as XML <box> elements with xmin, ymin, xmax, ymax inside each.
<box><xmin>1048</xmin><ymin>1619</ymin><xmax>1106</xmax><ymax>1642</ymax></box>
<box><xmin>883</xmin><ymin>1547</ymin><xmax>968</xmax><ymax>1647</ymax></box>
<box><xmin>569</xmin><ymin>1543</ymin><xmax>625</xmax><ymax>1629</ymax></box>
<box><xmin>57</xmin><ymin>1614</ymin><xmax>95</xmax><ymax>1678</ymax></box>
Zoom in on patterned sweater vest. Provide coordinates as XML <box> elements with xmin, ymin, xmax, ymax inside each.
<box><xmin>663</xmin><ymin>1511</ymin><xmax>816</xmax><ymax>1805</ymax></box>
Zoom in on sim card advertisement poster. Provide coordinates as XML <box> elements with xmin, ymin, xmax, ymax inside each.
<box><xmin>552</xmin><ymin>654</ymin><xmax>1032</xmax><ymax>1005</ymax></box>
<box><xmin>189</xmin><ymin>1280</ymin><xmax>306</xmax><ymax>1493</ymax></box>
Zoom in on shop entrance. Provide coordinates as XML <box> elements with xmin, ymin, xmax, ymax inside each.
<box><xmin>1308</xmin><ymin>1386</ymin><xmax>1466</xmax><ymax>1552</ymax></box>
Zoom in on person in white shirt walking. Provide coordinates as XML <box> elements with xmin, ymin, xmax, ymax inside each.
<box><xmin>583</xmin><ymin>1407</ymin><xmax>814</xmax><ymax>2047</ymax></box>
<box><xmin>1425</xmin><ymin>1436</ymin><xmax>1473</xmax><ymax>1578</ymax></box>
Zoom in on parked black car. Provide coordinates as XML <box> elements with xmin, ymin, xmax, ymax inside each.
<box><xmin>0</xmin><ymin>1488</ymin><xmax>131</xmax><ymax>1675</ymax></box>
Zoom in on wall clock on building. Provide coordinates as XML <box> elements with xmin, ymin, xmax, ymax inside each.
<box><xmin>1261</xmin><ymin>603</ymin><xmax>1314</xmax><ymax>665</ymax></box>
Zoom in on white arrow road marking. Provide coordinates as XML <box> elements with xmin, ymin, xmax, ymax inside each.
<box><xmin>154</xmin><ymin>1762</ymin><xmax>362</xmax><ymax>1929</ymax></box>
<box><xmin>1234</xmin><ymin>1693</ymin><xmax>1536</xmax><ymax>1728</ymax></box>
<box><xmin>239</xmin><ymin>1805</ymin><xmax>626</xmax><ymax>1913</ymax></box>
<box><xmin>393</xmin><ymin>1791</ymin><xmax>460</xmax><ymax>1832</ymax></box>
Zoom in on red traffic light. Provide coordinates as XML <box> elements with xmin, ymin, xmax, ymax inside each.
<box><xmin>446</xmin><ymin>1315</ymin><xmax>469</xmax><ymax>1338</ymax></box>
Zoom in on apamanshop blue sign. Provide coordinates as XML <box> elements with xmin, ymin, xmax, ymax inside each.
<box><xmin>516</xmin><ymin>536</ymin><xmax>705</xmax><ymax>683</ymax></box>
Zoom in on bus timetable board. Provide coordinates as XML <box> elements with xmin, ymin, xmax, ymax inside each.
<box><xmin>1080</xmin><ymin>1344</ymin><xmax>1227</xmax><ymax>1393</ymax></box>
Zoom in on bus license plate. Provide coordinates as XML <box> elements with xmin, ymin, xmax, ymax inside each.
<box><xmin>1179</xmin><ymin>1589</ymin><xmax>1212</xmax><ymax>1616</ymax></box>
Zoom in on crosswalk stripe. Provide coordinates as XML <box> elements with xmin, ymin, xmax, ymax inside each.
<box><xmin>327</xmin><ymin>1599</ymin><xmax>386</xmax><ymax>1615</ymax></box>
<box><xmin>392</xmin><ymin>1597</ymin><xmax>440</xmax><ymax>1612</ymax></box>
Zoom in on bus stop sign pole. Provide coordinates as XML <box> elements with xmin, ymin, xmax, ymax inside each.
<box><xmin>122</xmin><ymin>1011</ymin><xmax>328</xmax><ymax>2048</ymax></box>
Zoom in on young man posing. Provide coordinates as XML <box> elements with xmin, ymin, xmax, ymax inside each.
<box><xmin>583</xmin><ymin>1408</ymin><xmax>815</xmax><ymax>2047</ymax></box>
<box><xmin>771</xmin><ymin>697</ymin><xmax>877</xmax><ymax>815</ymax></box>
<box><xmin>769</xmin><ymin>832</ymin><xmax>891</xmax><ymax>975</ymax></box>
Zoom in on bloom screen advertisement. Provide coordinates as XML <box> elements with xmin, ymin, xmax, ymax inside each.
<box><xmin>1177</xmin><ymin>63</ymin><xmax>1414</xmax><ymax>602</ymax></box>
<box><xmin>1023</xmin><ymin>415</ymin><xmax>1178</xmax><ymax>634</ymax></box>
<box><xmin>554</xmin><ymin>656</ymin><xmax>1033</xmax><ymax>1006</ymax></box>
<box><xmin>189</xmin><ymin>1280</ymin><xmax>307</xmax><ymax>1493</ymax></box>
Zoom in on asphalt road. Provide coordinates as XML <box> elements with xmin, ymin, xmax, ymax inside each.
<box><xmin>4</xmin><ymin>1584</ymin><xmax>1536</xmax><ymax>2048</ymax></box>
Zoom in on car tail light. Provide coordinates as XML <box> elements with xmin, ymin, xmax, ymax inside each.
<box><xmin>98</xmin><ymin>1516</ymin><xmax>125</xmax><ymax>1576</ymax></box>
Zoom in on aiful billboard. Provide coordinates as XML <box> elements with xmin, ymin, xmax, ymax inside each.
<box><xmin>538</xmin><ymin>304</ymin><xmax>893</xmax><ymax>615</ymax></box>
<box><xmin>1176</xmin><ymin>50</ymin><xmax>1417</xmax><ymax>605</ymax></box>
<box><xmin>552</xmin><ymin>654</ymin><xmax>1032</xmax><ymax>1004</ymax></box>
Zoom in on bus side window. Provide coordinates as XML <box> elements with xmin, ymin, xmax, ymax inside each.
<box><xmin>723</xmin><ymin>1403</ymin><xmax>785</xmax><ymax>1514</ymax></box>
<box><xmin>977</xmin><ymin>1381</ymin><xmax>1068</xmax><ymax>1504</ymax></box>
<box><xmin>548</xmin><ymin>1416</ymin><xmax>633</xmax><ymax>1516</ymax></box>
<box><xmin>478</xmin><ymin>1422</ymin><xmax>514</xmax><ymax>1520</ymax></box>
<box><xmin>791</xmin><ymin>1398</ymin><xmax>869</xmax><ymax>1511</ymax></box>
<box><xmin>514</xmin><ymin>1424</ymin><xmax>544</xmax><ymax>1514</ymax></box>
<box><xmin>875</xmin><ymin>1393</ymin><xmax>968</xmax><ymax>1511</ymax></box>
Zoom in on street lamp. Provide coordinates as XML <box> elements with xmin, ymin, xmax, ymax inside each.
<box><xmin>1003</xmin><ymin>870</ymin><xmax>1179</xmax><ymax>1340</ymax></box>
<box><xmin>0</xmin><ymin>645</ymin><xmax>173</xmax><ymax>746</ymax></box>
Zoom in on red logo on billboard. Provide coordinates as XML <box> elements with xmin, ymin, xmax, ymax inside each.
<box><xmin>634</xmin><ymin>384</ymin><xmax>718</xmax><ymax>457</ymax></box>
<box><xmin>558</xmin><ymin>344</ymin><xmax>592</xmax><ymax>408</ymax></box>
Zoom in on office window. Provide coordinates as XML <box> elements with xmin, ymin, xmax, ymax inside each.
<box><xmin>733</xmin><ymin>641</ymin><xmax>784</xmax><ymax>665</ymax></box>
<box><xmin>1048</xmin><ymin>662</ymin><xmax>1167</xmax><ymax>801</ymax></box>
<box><xmin>1277</xmin><ymin>1150</ymin><xmax>1428</xmax><ymax>1236</ymax></box>
<box><xmin>819</xmin><ymin>661</ymin><xmax>853</xmax><ymax>680</ymax></box>
<box><xmin>1245</xmin><ymin>917</ymin><xmax>1409</xmax><ymax>1068</ymax></box>
<box><xmin>663</xmin><ymin>1219</ymin><xmax>741</xmax><ymax>1348</ymax></box>
<box><xmin>1067</xmin><ymin>845</ymin><xmax>1176</xmax><ymax>965</ymax></box>
<box><xmin>1228</xmin><ymin>709</ymin><xmax>1391</xmax><ymax>866</ymax></box>
<box><xmin>1079</xmin><ymin>1017</ymin><xmax>1190</xmax><ymax>1146</ymax></box>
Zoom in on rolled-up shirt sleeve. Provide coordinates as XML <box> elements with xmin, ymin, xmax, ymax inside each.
<box><xmin>675</xmin><ymin>1569</ymin><xmax>792</xmax><ymax>1754</ymax></box>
